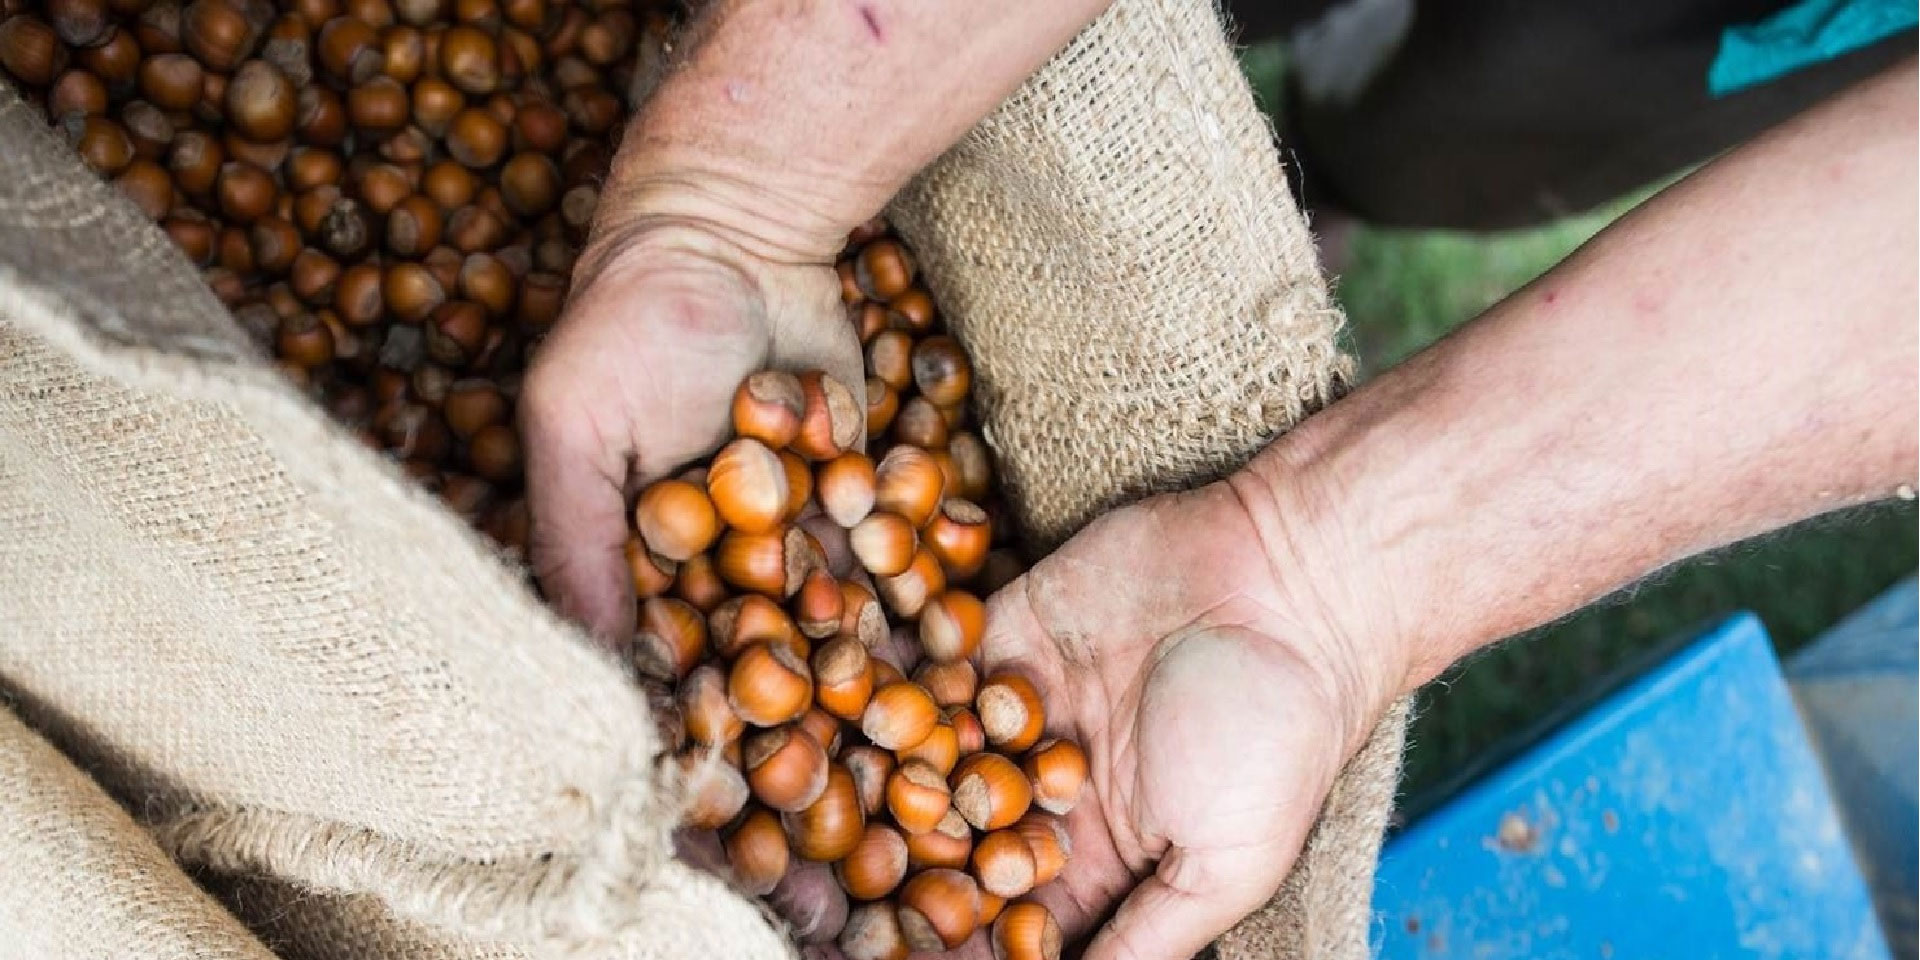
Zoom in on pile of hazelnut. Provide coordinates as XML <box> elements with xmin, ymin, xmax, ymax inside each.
<box><xmin>634</xmin><ymin>238</ymin><xmax>1079</xmax><ymax>960</ymax></box>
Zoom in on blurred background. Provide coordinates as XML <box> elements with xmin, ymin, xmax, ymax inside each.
<box><xmin>1237</xmin><ymin>42</ymin><xmax>1919</xmax><ymax>807</ymax></box>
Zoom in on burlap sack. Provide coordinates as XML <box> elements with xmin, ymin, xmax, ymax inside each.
<box><xmin>0</xmin><ymin>81</ymin><xmax>793</xmax><ymax>959</ymax></box>
<box><xmin>0</xmin><ymin>700</ymin><xmax>280</xmax><ymax>960</ymax></box>
<box><xmin>888</xmin><ymin>0</ymin><xmax>1411</xmax><ymax>956</ymax></box>
<box><xmin>0</xmin><ymin>0</ymin><xmax>1403</xmax><ymax>955</ymax></box>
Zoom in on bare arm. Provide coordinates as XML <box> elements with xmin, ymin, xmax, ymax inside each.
<box><xmin>599</xmin><ymin>0</ymin><xmax>1118</xmax><ymax>259</ymax></box>
<box><xmin>1253</xmin><ymin>56</ymin><xmax>1919</xmax><ymax>692</ymax></box>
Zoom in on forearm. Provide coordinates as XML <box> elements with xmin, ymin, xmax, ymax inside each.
<box><xmin>1257</xmin><ymin>57</ymin><xmax>1917</xmax><ymax>692</ymax></box>
<box><xmin>600</xmin><ymin>0</ymin><xmax>1114</xmax><ymax>259</ymax></box>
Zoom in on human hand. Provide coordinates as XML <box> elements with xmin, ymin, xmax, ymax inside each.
<box><xmin>520</xmin><ymin>196</ymin><xmax>865</xmax><ymax>649</ymax></box>
<box><xmin>955</xmin><ymin>472</ymin><xmax>1403</xmax><ymax>959</ymax></box>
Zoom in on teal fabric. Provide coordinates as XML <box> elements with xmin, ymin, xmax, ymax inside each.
<box><xmin>1709</xmin><ymin>0</ymin><xmax>1917</xmax><ymax>96</ymax></box>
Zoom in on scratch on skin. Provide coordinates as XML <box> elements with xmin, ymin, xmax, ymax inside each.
<box><xmin>857</xmin><ymin>3</ymin><xmax>883</xmax><ymax>41</ymax></box>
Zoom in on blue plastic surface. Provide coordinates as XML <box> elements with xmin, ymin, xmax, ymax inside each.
<box><xmin>1372</xmin><ymin>613</ymin><xmax>1891</xmax><ymax>960</ymax></box>
<box><xmin>1788</xmin><ymin>576</ymin><xmax>1919</xmax><ymax>958</ymax></box>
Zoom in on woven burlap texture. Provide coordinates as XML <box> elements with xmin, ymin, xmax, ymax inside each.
<box><xmin>0</xmin><ymin>82</ymin><xmax>795</xmax><ymax>959</ymax></box>
<box><xmin>0</xmin><ymin>701</ymin><xmax>280</xmax><ymax>960</ymax></box>
<box><xmin>888</xmin><ymin>0</ymin><xmax>1408</xmax><ymax>956</ymax></box>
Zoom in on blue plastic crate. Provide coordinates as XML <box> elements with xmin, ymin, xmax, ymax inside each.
<box><xmin>1372</xmin><ymin>613</ymin><xmax>1890</xmax><ymax>960</ymax></box>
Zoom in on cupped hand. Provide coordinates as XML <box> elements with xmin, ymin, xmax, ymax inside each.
<box><xmin>952</xmin><ymin>474</ymin><xmax>1402</xmax><ymax>960</ymax></box>
<box><xmin>520</xmin><ymin>217</ymin><xmax>863</xmax><ymax>649</ymax></box>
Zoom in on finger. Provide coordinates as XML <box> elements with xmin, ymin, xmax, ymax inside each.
<box><xmin>1080</xmin><ymin>845</ymin><xmax>1283</xmax><ymax>960</ymax></box>
<box><xmin>763</xmin><ymin>267</ymin><xmax>868</xmax><ymax>441</ymax></box>
<box><xmin>522</xmin><ymin>393</ymin><xmax>636</xmax><ymax>651</ymax></box>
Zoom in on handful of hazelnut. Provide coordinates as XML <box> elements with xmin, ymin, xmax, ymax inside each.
<box><xmin>633</xmin><ymin>272</ymin><xmax>1082</xmax><ymax>959</ymax></box>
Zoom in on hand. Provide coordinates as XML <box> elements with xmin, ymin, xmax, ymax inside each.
<box><xmin>520</xmin><ymin>206</ymin><xmax>864</xmax><ymax>649</ymax></box>
<box><xmin>962</xmin><ymin>473</ymin><xmax>1402</xmax><ymax>959</ymax></box>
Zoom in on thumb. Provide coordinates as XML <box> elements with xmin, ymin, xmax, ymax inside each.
<box><xmin>1081</xmin><ymin>845</ymin><xmax>1289</xmax><ymax>960</ymax></box>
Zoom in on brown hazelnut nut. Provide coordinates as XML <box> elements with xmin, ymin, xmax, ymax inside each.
<box><xmin>705</xmin><ymin>437</ymin><xmax>790</xmax><ymax>534</ymax></box>
<box><xmin>706</xmin><ymin>593</ymin><xmax>801</xmax><ymax>660</ymax></box>
<box><xmin>714</xmin><ymin>527</ymin><xmax>822</xmax><ymax>599</ymax></box>
<box><xmin>115</xmin><ymin>158</ymin><xmax>175</xmax><ymax>218</ymax></box>
<box><xmin>811</xmin><ymin>636</ymin><xmax>873</xmax><ymax>721</ymax></box>
<box><xmin>137</xmin><ymin>52</ymin><xmax>203</xmax><ymax>110</ymax></box>
<box><xmin>838</xmin><ymin>902</ymin><xmax>909</xmax><ymax>960</ymax></box>
<box><xmin>437</xmin><ymin>23</ymin><xmax>496</xmax><ymax>94</ymax></box>
<box><xmin>849</xmin><ymin>511</ymin><xmax>916</xmax><ymax>578</ymax></box>
<box><xmin>876</xmin><ymin>546</ymin><xmax>945</xmax><ymax>619</ymax></box>
<box><xmin>782</xmin><ymin>762</ymin><xmax>864</xmax><ymax>861</ymax></box>
<box><xmin>729</xmin><ymin>370</ymin><xmax>804</xmax><ymax>449</ymax></box>
<box><xmin>724</xmin><ymin>807</ymin><xmax>789</xmax><ymax>897</ymax></box>
<box><xmin>912</xmin><ymin>334</ymin><xmax>973</xmax><ymax>408</ymax></box>
<box><xmin>182</xmin><ymin>0</ymin><xmax>260</xmax><ymax>70</ymax></box>
<box><xmin>743</xmin><ymin>724</ymin><xmax>830</xmax><ymax>813</ymax></box>
<box><xmin>924</xmin><ymin>499</ymin><xmax>991</xmax><ymax>579</ymax></box>
<box><xmin>885</xmin><ymin>757</ymin><xmax>951</xmax><ymax>835</ymax></box>
<box><xmin>673</xmin><ymin>553</ymin><xmax>729</xmax><ymax>613</ymax></box>
<box><xmin>317</xmin><ymin>15</ymin><xmax>382</xmax><ymax>84</ymax></box>
<box><xmin>919</xmin><ymin>590</ymin><xmax>985</xmax><ymax>663</ymax></box>
<box><xmin>728</xmin><ymin>641</ymin><xmax>813</xmax><ymax>728</ymax></box>
<box><xmin>947</xmin><ymin>705</ymin><xmax>988</xmax><ymax>755</ymax></box>
<box><xmin>991</xmin><ymin>901</ymin><xmax>1063</xmax><ymax>960</ymax></box>
<box><xmin>951</xmin><ymin>752</ymin><xmax>1032</xmax><ymax>832</ymax></box>
<box><xmin>855</xmin><ymin>239</ymin><xmax>915</xmax><ymax>301</ymax></box>
<box><xmin>865</xmin><ymin>377</ymin><xmax>899</xmax><ymax>436</ymax></box>
<box><xmin>905</xmin><ymin>808</ymin><xmax>974</xmax><ymax>870</ymax></box>
<box><xmin>977</xmin><ymin>671</ymin><xmax>1046</xmax><ymax>753</ymax></box>
<box><xmin>791</xmin><ymin>371</ymin><xmax>862</xmax><ymax>461</ymax></box>
<box><xmin>795</xmin><ymin>706</ymin><xmax>842</xmax><ymax>757</ymax></box>
<box><xmin>892</xmin><ymin>396</ymin><xmax>949</xmax><ymax>450</ymax></box>
<box><xmin>874</xmin><ymin>445</ymin><xmax>944</xmax><ymax>527</ymax></box>
<box><xmin>1013</xmin><ymin>812</ymin><xmax>1071</xmax><ymax>886</ymax></box>
<box><xmin>225</xmin><ymin>58</ymin><xmax>294</xmax><ymax>140</ymax></box>
<box><xmin>633</xmin><ymin>479</ymin><xmax>719</xmax><ymax>562</ymax></box>
<box><xmin>834</xmin><ymin>823</ymin><xmax>908</xmax><ymax>901</ymax></box>
<box><xmin>971</xmin><ymin>828</ymin><xmax>1037</xmax><ymax>899</ymax></box>
<box><xmin>897</xmin><ymin>721</ymin><xmax>959</xmax><ymax>777</ymax></box>
<box><xmin>624</xmin><ymin>539</ymin><xmax>677</xmax><ymax>601</ymax></box>
<box><xmin>817</xmin><ymin>451</ymin><xmax>877</xmax><ymax>528</ymax></box>
<box><xmin>914</xmin><ymin>659</ymin><xmax>978</xmax><ymax>708</ymax></box>
<box><xmin>897</xmin><ymin>868</ymin><xmax>981</xmax><ymax>952</ymax></box>
<box><xmin>633</xmin><ymin>597</ymin><xmax>705</xmax><ymax>683</ymax></box>
<box><xmin>861</xmin><ymin>681</ymin><xmax>939</xmax><ymax>752</ymax></box>
<box><xmin>842</xmin><ymin>744</ymin><xmax>894</xmax><ymax>818</ymax></box>
<box><xmin>1023</xmin><ymin>739</ymin><xmax>1089</xmax><ymax>816</ymax></box>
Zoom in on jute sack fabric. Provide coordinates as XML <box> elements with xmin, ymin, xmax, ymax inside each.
<box><xmin>887</xmin><ymin>0</ymin><xmax>1412</xmax><ymax>956</ymax></box>
<box><xmin>0</xmin><ymin>700</ymin><xmax>280</xmax><ymax>960</ymax></box>
<box><xmin>0</xmin><ymin>82</ymin><xmax>794</xmax><ymax>958</ymax></box>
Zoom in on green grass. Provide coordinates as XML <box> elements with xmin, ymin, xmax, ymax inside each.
<box><xmin>1239</xmin><ymin>44</ymin><xmax>1919</xmax><ymax>803</ymax></box>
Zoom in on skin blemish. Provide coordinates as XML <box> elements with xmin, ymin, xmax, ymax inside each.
<box><xmin>1543</xmin><ymin>290</ymin><xmax>1559</xmax><ymax>305</ymax></box>
<box><xmin>857</xmin><ymin>3</ymin><xmax>883</xmax><ymax>41</ymax></box>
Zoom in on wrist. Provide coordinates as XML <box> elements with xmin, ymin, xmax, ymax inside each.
<box><xmin>1221</xmin><ymin>457</ymin><xmax>1417</xmax><ymax>756</ymax></box>
<box><xmin>1231</xmin><ymin>400</ymin><xmax>1439</xmax><ymax>710</ymax></box>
